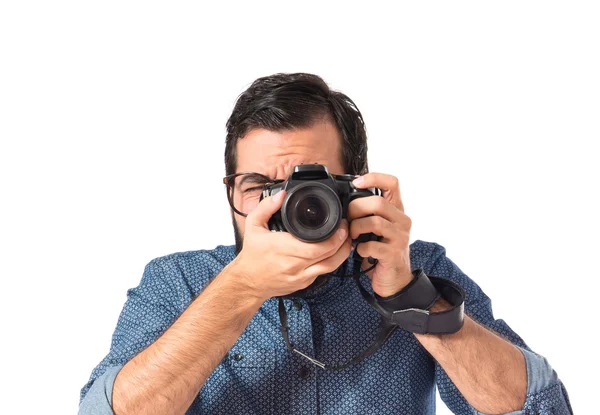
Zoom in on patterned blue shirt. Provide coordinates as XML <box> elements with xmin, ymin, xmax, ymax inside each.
<box><xmin>79</xmin><ymin>240</ymin><xmax>573</xmax><ymax>414</ymax></box>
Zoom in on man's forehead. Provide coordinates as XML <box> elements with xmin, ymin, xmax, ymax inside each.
<box><xmin>241</xmin><ymin>158</ymin><xmax>339</xmax><ymax>181</ymax></box>
<box><xmin>235</xmin><ymin>123</ymin><xmax>344</xmax><ymax>177</ymax></box>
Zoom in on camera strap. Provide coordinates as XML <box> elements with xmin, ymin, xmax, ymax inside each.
<box><xmin>276</xmin><ymin>250</ymin><xmax>466</xmax><ymax>370</ymax></box>
<box><xmin>354</xmin><ymin>272</ymin><xmax>466</xmax><ymax>335</ymax></box>
<box><xmin>278</xmin><ymin>296</ymin><xmax>398</xmax><ymax>370</ymax></box>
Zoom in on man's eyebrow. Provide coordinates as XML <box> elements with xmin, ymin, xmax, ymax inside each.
<box><xmin>237</xmin><ymin>174</ymin><xmax>270</xmax><ymax>187</ymax></box>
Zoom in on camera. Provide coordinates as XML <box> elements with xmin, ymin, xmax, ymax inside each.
<box><xmin>260</xmin><ymin>164</ymin><xmax>382</xmax><ymax>243</ymax></box>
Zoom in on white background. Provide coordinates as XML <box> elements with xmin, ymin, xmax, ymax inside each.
<box><xmin>1</xmin><ymin>1</ymin><xmax>597</xmax><ymax>414</ymax></box>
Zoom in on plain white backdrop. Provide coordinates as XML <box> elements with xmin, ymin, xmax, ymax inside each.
<box><xmin>1</xmin><ymin>1</ymin><xmax>598</xmax><ymax>414</ymax></box>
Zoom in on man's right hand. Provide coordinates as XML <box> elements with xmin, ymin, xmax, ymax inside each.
<box><xmin>232</xmin><ymin>190</ymin><xmax>353</xmax><ymax>301</ymax></box>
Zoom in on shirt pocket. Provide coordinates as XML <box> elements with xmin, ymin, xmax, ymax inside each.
<box><xmin>192</xmin><ymin>347</ymin><xmax>277</xmax><ymax>415</ymax></box>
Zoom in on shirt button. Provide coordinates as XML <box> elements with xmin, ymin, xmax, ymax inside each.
<box><xmin>233</xmin><ymin>353</ymin><xmax>243</xmax><ymax>361</ymax></box>
<box><xmin>299</xmin><ymin>367</ymin><xmax>310</xmax><ymax>379</ymax></box>
<box><xmin>292</xmin><ymin>300</ymin><xmax>303</xmax><ymax>311</ymax></box>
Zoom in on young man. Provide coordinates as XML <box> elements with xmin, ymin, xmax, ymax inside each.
<box><xmin>79</xmin><ymin>73</ymin><xmax>572</xmax><ymax>414</ymax></box>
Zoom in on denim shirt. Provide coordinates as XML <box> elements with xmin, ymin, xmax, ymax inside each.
<box><xmin>79</xmin><ymin>240</ymin><xmax>573</xmax><ymax>414</ymax></box>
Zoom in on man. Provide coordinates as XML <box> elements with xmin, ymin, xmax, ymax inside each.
<box><xmin>79</xmin><ymin>73</ymin><xmax>572</xmax><ymax>414</ymax></box>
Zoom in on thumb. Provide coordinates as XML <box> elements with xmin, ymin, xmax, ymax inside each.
<box><xmin>247</xmin><ymin>190</ymin><xmax>286</xmax><ymax>228</ymax></box>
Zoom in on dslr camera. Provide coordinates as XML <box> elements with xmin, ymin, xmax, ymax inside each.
<box><xmin>260</xmin><ymin>164</ymin><xmax>382</xmax><ymax>243</ymax></box>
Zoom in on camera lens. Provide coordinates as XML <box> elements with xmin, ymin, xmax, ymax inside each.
<box><xmin>281</xmin><ymin>182</ymin><xmax>342</xmax><ymax>242</ymax></box>
<box><xmin>297</xmin><ymin>196</ymin><xmax>328</xmax><ymax>229</ymax></box>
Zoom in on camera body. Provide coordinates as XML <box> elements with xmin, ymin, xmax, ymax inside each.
<box><xmin>260</xmin><ymin>164</ymin><xmax>382</xmax><ymax>243</ymax></box>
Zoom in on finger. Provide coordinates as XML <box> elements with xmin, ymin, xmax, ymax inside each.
<box><xmin>262</xmin><ymin>219</ymin><xmax>348</xmax><ymax>261</ymax></box>
<box><xmin>353</xmin><ymin>173</ymin><xmax>403</xmax><ymax>211</ymax></box>
<box><xmin>353</xmin><ymin>172</ymin><xmax>398</xmax><ymax>192</ymax></box>
<box><xmin>355</xmin><ymin>240</ymin><xmax>392</xmax><ymax>262</ymax></box>
<box><xmin>302</xmin><ymin>237</ymin><xmax>353</xmax><ymax>279</ymax></box>
<box><xmin>347</xmin><ymin>195</ymin><xmax>404</xmax><ymax>222</ymax></box>
<box><xmin>246</xmin><ymin>190</ymin><xmax>286</xmax><ymax>228</ymax></box>
<box><xmin>284</xmin><ymin>220</ymin><xmax>350</xmax><ymax>263</ymax></box>
<box><xmin>349</xmin><ymin>215</ymin><xmax>395</xmax><ymax>240</ymax></box>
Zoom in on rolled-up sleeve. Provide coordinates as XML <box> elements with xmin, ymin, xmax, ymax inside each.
<box><xmin>417</xmin><ymin>240</ymin><xmax>573</xmax><ymax>415</ymax></box>
<box><xmin>78</xmin><ymin>365</ymin><xmax>123</xmax><ymax>415</ymax></box>
<box><xmin>471</xmin><ymin>346</ymin><xmax>570</xmax><ymax>415</ymax></box>
<box><xmin>79</xmin><ymin>257</ymin><xmax>191</xmax><ymax>413</ymax></box>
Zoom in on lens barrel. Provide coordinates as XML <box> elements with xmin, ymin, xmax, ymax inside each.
<box><xmin>281</xmin><ymin>182</ymin><xmax>342</xmax><ymax>242</ymax></box>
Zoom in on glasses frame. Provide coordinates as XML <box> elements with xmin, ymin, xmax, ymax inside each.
<box><xmin>223</xmin><ymin>171</ymin><xmax>350</xmax><ymax>217</ymax></box>
<box><xmin>223</xmin><ymin>172</ymin><xmax>279</xmax><ymax>217</ymax></box>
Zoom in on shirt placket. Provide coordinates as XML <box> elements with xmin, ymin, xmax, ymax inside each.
<box><xmin>280</xmin><ymin>297</ymin><xmax>319</xmax><ymax>414</ymax></box>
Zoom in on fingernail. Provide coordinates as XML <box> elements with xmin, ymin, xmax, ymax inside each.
<box><xmin>273</xmin><ymin>192</ymin><xmax>283</xmax><ymax>203</ymax></box>
<box><xmin>353</xmin><ymin>176</ymin><xmax>364</xmax><ymax>187</ymax></box>
<box><xmin>337</xmin><ymin>228</ymin><xmax>346</xmax><ymax>240</ymax></box>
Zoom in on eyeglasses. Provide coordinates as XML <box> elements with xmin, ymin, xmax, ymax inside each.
<box><xmin>223</xmin><ymin>172</ymin><xmax>282</xmax><ymax>217</ymax></box>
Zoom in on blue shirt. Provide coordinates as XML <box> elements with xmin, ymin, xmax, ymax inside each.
<box><xmin>79</xmin><ymin>240</ymin><xmax>573</xmax><ymax>414</ymax></box>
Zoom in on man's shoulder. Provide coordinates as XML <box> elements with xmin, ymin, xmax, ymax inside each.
<box><xmin>149</xmin><ymin>244</ymin><xmax>237</xmax><ymax>267</ymax></box>
<box><xmin>143</xmin><ymin>244</ymin><xmax>237</xmax><ymax>293</ymax></box>
<box><xmin>409</xmin><ymin>239</ymin><xmax>448</xmax><ymax>271</ymax></box>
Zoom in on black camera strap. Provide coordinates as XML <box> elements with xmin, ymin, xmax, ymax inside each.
<box><xmin>277</xmin><ymin>296</ymin><xmax>397</xmax><ymax>370</ymax></box>
<box><xmin>276</xmin><ymin>250</ymin><xmax>466</xmax><ymax>370</ymax></box>
<box><xmin>354</xmin><ymin>272</ymin><xmax>466</xmax><ymax>335</ymax></box>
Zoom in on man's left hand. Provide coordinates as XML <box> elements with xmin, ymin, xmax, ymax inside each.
<box><xmin>348</xmin><ymin>172</ymin><xmax>413</xmax><ymax>297</ymax></box>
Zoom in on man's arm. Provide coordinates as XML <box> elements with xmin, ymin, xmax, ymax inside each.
<box><xmin>79</xmin><ymin>191</ymin><xmax>352</xmax><ymax>415</ymax></box>
<box><xmin>342</xmin><ymin>170</ymin><xmax>571</xmax><ymax>413</ymax></box>
<box><xmin>111</xmin><ymin>258</ymin><xmax>262</xmax><ymax>415</ymax></box>
<box><xmin>415</xmin><ymin>298</ymin><xmax>527</xmax><ymax>414</ymax></box>
<box><xmin>413</xmin><ymin>240</ymin><xmax>573</xmax><ymax>415</ymax></box>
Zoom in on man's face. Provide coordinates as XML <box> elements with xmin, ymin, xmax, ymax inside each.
<box><xmin>231</xmin><ymin>118</ymin><xmax>345</xmax><ymax>254</ymax></box>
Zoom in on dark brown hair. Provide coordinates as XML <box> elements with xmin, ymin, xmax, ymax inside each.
<box><xmin>225</xmin><ymin>73</ymin><xmax>369</xmax><ymax>176</ymax></box>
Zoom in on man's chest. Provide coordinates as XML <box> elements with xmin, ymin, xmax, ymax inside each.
<box><xmin>186</xmin><ymin>294</ymin><xmax>437</xmax><ymax>414</ymax></box>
